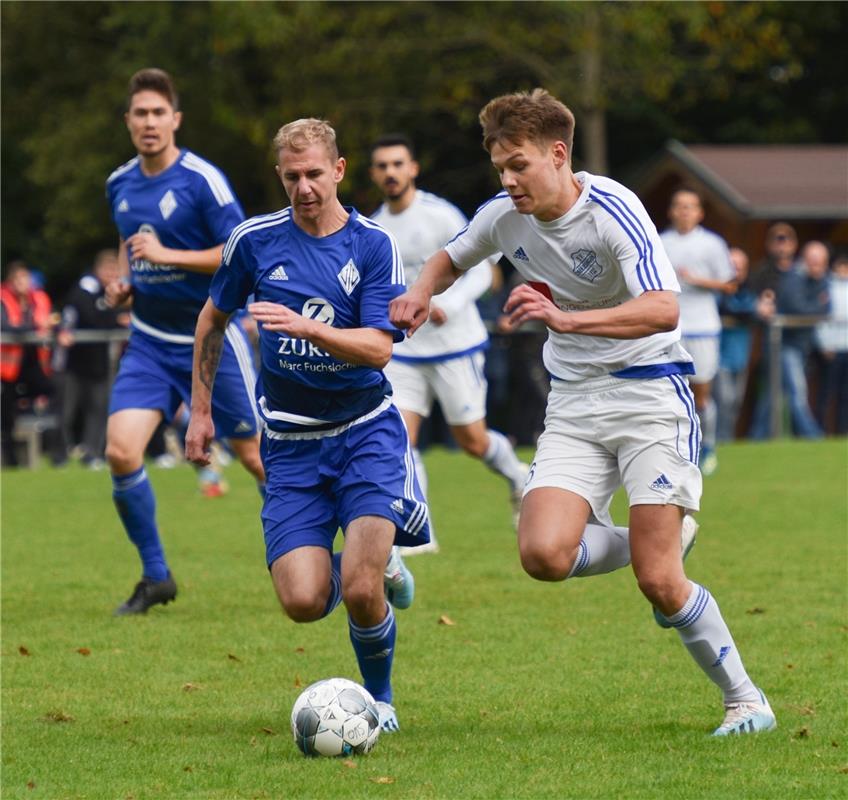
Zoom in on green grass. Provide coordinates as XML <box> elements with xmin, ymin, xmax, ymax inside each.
<box><xmin>2</xmin><ymin>439</ymin><xmax>847</xmax><ymax>799</ymax></box>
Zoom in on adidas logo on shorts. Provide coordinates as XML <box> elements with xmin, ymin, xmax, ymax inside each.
<box><xmin>650</xmin><ymin>473</ymin><xmax>674</xmax><ymax>491</ymax></box>
<box><xmin>390</xmin><ymin>498</ymin><xmax>405</xmax><ymax>514</ymax></box>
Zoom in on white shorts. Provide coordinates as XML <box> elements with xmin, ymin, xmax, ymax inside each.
<box><xmin>524</xmin><ymin>374</ymin><xmax>702</xmax><ymax>520</ymax></box>
<box><xmin>385</xmin><ymin>352</ymin><xmax>487</xmax><ymax>427</ymax></box>
<box><xmin>682</xmin><ymin>335</ymin><xmax>720</xmax><ymax>384</ymax></box>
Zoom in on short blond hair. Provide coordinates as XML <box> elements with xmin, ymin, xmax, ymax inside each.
<box><xmin>273</xmin><ymin>118</ymin><xmax>338</xmax><ymax>160</ymax></box>
<box><xmin>479</xmin><ymin>88</ymin><xmax>575</xmax><ymax>160</ymax></box>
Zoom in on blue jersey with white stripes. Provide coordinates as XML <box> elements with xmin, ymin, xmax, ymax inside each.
<box><xmin>106</xmin><ymin>149</ymin><xmax>245</xmax><ymax>338</ymax></box>
<box><xmin>211</xmin><ymin>207</ymin><xmax>406</xmax><ymax>432</ymax></box>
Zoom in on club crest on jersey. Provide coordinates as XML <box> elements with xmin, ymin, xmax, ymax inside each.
<box><xmin>301</xmin><ymin>297</ymin><xmax>335</xmax><ymax>325</ymax></box>
<box><xmin>159</xmin><ymin>189</ymin><xmax>178</xmax><ymax>220</ymax></box>
<box><xmin>569</xmin><ymin>249</ymin><xmax>603</xmax><ymax>282</ymax></box>
<box><xmin>337</xmin><ymin>259</ymin><xmax>360</xmax><ymax>295</ymax></box>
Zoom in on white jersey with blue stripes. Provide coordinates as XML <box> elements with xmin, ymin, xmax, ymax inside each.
<box><xmin>445</xmin><ymin>172</ymin><xmax>692</xmax><ymax>381</ymax></box>
<box><xmin>372</xmin><ymin>190</ymin><xmax>490</xmax><ymax>362</ymax></box>
<box><xmin>660</xmin><ymin>225</ymin><xmax>734</xmax><ymax>336</ymax></box>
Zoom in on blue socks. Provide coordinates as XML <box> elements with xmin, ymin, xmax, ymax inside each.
<box><xmin>322</xmin><ymin>553</ymin><xmax>343</xmax><ymax>617</ymax></box>
<box><xmin>349</xmin><ymin>604</ymin><xmax>396</xmax><ymax>703</ymax></box>
<box><xmin>112</xmin><ymin>467</ymin><xmax>168</xmax><ymax>581</ymax></box>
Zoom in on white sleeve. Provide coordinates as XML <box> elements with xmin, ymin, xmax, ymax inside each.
<box><xmin>432</xmin><ymin>260</ymin><xmax>493</xmax><ymax>316</ymax></box>
<box><xmin>444</xmin><ymin>197</ymin><xmax>501</xmax><ymax>271</ymax></box>
<box><xmin>602</xmin><ymin>194</ymin><xmax>680</xmax><ymax>297</ymax></box>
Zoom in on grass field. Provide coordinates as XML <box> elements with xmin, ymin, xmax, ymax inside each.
<box><xmin>2</xmin><ymin>439</ymin><xmax>847</xmax><ymax>799</ymax></box>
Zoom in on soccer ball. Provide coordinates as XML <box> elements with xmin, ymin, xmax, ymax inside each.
<box><xmin>291</xmin><ymin>678</ymin><xmax>381</xmax><ymax>757</ymax></box>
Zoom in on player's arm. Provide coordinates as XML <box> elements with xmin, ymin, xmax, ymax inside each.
<box><xmin>504</xmin><ymin>286</ymin><xmax>679</xmax><ymax>339</ymax></box>
<box><xmin>125</xmin><ymin>234</ymin><xmax>224</xmax><ymax>275</ymax></box>
<box><xmin>105</xmin><ymin>238</ymin><xmax>134</xmax><ymax>308</ymax></box>
<box><xmin>248</xmin><ymin>301</ymin><xmax>393</xmax><ymax>369</ymax></box>
<box><xmin>186</xmin><ymin>299</ymin><xmax>232</xmax><ymax>465</ymax></box>
<box><xmin>677</xmin><ymin>268</ymin><xmax>737</xmax><ymax>294</ymax></box>
<box><xmin>389</xmin><ymin>249</ymin><xmax>462</xmax><ymax>336</ymax></box>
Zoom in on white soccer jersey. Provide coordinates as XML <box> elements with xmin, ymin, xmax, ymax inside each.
<box><xmin>445</xmin><ymin>172</ymin><xmax>692</xmax><ymax>381</ymax></box>
<box><xmin>372</xmin><ymin>190</ymin><xmax>490</xmax><ymax>361</ymax></box>
<box><xmin>660</xmin><ymin>225</ymin><xmax>734</xmax><ymax>336</ymax></box>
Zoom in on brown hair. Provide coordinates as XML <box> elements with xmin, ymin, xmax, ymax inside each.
<box><xmin>273</xmin><ymin>118</ymin><xmax>339</xmax><ymax>161</ymax></box>
<box><xmin>127</xmin><ymin>68</ymin><xmax>179</xmax><ymax>111</ymax></box>
<box><xmin>479</xmin><ymin>88</ymin><xmax>575</xmax><ymax>158</ymax></box>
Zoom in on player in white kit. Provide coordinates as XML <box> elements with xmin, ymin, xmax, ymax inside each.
<box><xmin>370</xmin><ymin>134</ymin><xmax>529</xmax><ymax>548</ymax></box>
<box><xmin>660</xmin><ymin>188</ymin><xmax>735</xmax><ymax>476</ymax></box>
<box><xmin>390</xmin><ymin>89</ymin><xmax>775</xmax><ymax>736</ymax></box>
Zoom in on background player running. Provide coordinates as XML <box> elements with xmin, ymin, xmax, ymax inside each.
<box><xmin>105</xmin><ymin>69</ymin><xmax>264</xmax><ymax>615</ymax></box>
<box><xmin>370</xmin><ymin>134</ymin><xmax>528</xmax><ymax>546</ymax></box>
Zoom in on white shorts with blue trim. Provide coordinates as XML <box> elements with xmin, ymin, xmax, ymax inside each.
<box><xmin>385</xmin><ymin>350</ymin><xmax>487</xmax><ymax>427</ymax></box>
<box><xmin>524</xmin><ymin>374</ymin><xmax>702</xmax><ymax>518</ymax></box>
<box><xmin>681</xmin><ymin>335</ymin><xmax>720</xmax><ymax>384</ymax></box>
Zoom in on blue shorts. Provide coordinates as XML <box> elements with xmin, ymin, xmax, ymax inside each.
<box><xmin>109</xmin><ymin>323</ymin><xmax>258</xmax><ymax>439</ymax></box>
<box><xmin>260</xmin><ymin>401</ymin><xmax>430</xmax><ymax>565</ymax></box>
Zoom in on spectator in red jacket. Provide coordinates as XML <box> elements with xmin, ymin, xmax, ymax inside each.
<box><xmin>1</xmin><ymin>260</ymin><xmax>55</xmax><ymax>466</ymax></box>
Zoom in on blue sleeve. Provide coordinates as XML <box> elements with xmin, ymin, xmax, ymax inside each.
<box><xmin>358</xmin><ymin>230</ymin><xmax>405</xmax><ymax>343</ymax></box>
<box><xmin>210</xmin><ymin>232</ymin><xmax>254</xmax><ymax>313</ymax></box>
<box><xmin>195</xmin><ymin>174</ymin><xmax>246</xmax><ymax>246</ymax></box>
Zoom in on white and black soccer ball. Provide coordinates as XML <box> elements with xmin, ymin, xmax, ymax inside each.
<box><xmin>291</xmin><ymin>678</ymin><xmax>381</xmax><ymax>757</ymax></box>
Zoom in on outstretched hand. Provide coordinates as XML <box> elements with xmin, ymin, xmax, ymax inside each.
<box><xmin>389</xmin><ymin>289</ymin><xmax>431</xmax><ymax>337</ymax></box>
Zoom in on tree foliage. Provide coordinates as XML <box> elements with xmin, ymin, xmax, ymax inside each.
<box><xmin>2</xmin><ymin>1</ymin><xmax>845</xmax><ymax>293</ymax></box>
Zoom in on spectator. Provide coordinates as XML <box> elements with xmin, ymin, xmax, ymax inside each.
<box><xmin>750</xmin><ymin>240</ymin><xmax>831</xmax><ymax>439</ymax></box>
<box><xmin>814</xmin><ymin>253</ymin><xmax>848</xmax><ymax>434</ymax></box>
<box><xmin>1</xmin><ymin>260</ymin><xmax>56</xmax><ymax>466</ymax></box>
<box><xmin>751</xmin><ymin>222</ymin><xmax>798</xmax><ymax>295</ymax></box>
<box><xmin>716</xmin><ymin>248</ymin><xmax>759</xmax><ymax>441</ymax></box>
<box><xmin>56</xmin><ymin>249</ymin><xmax>127</xmax><ymax>468</ymax></box>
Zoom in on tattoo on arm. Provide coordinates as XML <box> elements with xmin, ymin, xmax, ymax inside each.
<box><xmin>199</xmin><ymin>328</ymin><xmax>225</xmax><ymax>393</ymax></box>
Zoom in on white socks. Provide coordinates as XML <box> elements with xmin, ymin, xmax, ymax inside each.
<box><xmin>566</xmin><ymin>524</ymin><xmax>632</xmax><ymax>578</ymax></box>
<box><xmin>668</xmin><ymin>582</ymin><xmax>760</xmax><ymax>704</ymax></box>
<box><xmin>483</xmin><ymin>430</ymin><xmax>526</xmax><ymax>489</ymax></box>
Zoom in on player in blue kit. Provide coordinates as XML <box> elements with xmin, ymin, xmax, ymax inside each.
<box><xmin>186</xmin><ymin>118</ymin><xmax>426</xmax><ymax>733</ymax></box>
<box><xmin>105</xmin><ymin>69</ymin><xmax>265</xmax><ymax>615</ymax></box>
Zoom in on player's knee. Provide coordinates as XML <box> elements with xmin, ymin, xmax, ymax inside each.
<box><xmin>105</xmin><ymin>439</ymin><xmax>141</xmax><ymax>473</ymax></box>
<box><xmin>519</xmin><ymin>539</ymin><xmax>571</xmax><ymax>582</ymax></box>
<box><xmin>280</xmin><ymin>591</ymin><xmax>325</xmax><ymax>623</ymax></box>
<box><xmin>341</xmin><ymin>577</ymin><xmax>384</xmax><ymax>618</ymax></box>
<box><xmin>239</xmin><ymin>449</ymin><xmax>264</xmax><ymax>481</ymax></box>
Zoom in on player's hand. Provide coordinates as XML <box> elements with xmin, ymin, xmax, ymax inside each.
<box><xmin>248</xmin><ymin>301</ymin><xmax>314</xmax><ymax>338</ymax></box>
<box><xmin>105</xmin><ymin>280</ymin><xmax>132</xmax><ymax>308</ymax></box>
<box><xmin>185</xmin><ymin>413</ymin><xmax>215</xmax><ymax>467</ymax></box>
<box><xmin>428</xmin><ymin>305</ymin><xmax>447</xmax><ymax>326</ymax></box>
<box><xmin>504</xmin><ymin>283</ymin><xmax>567</xmax><ymax>332</ymax></box>
<box><xmin>677</xmin><ymin>266</ymin><xmax>693</xmax><ymax>284</ymax></box>
<box><xmin>389</xmin><ymin>288</ymin><xmax>431</xmax><ymax>337</ymax></box>
<box><xmin>127</xmin><ymin>232</ymin><xmax>170</xmax><ymax>264</ymax></box>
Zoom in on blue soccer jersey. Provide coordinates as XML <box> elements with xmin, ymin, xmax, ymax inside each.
<box><xmin>106</xmin><ymin>148</ymin><xmax>245</xmax><ymax>338</ymax></box>
<box><xmin>210</xmin><ymin>207</ymin><xmax>406</xmax><ymax>432</ymax></box>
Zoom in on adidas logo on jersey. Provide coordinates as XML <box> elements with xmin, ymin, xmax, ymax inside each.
<box><xmin>268</xmin><ymin>265</ymin><xmax>289</xmax><ymax>281</ymax></box>
<box><xmin>338</xmin><ymin>259</ymin><xmax>360</xmax><ymax>295</ymax></box>
<box><xmin>117</xmin><ymin>199</ymin><xmax>130</xmax><ymax>213</ymax></box>
<box><xmin>234</xmin><ymin>421</ymin><xmax>253</xmax><ymax>433</ymax></box>
<box><xmin>390</xmin><ymin>498</ymin><xmax>405</xmax><ymax>514</ymax></box>
<box><xmin>650</xmin><ymin>473</ymin><xmax>674</xmax><ymax>491</ymax></box>
<box><xmin>159</xmin><ymin>189</ymin><xmax>178</xmax><ymax>220</ymax></box>
<box><xmin>513</xmin><ymin>246</ymin><xmax>530</xmax><ymax>262</ymax></box>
